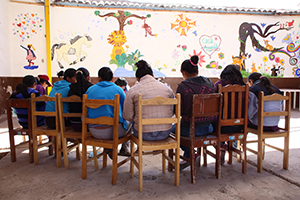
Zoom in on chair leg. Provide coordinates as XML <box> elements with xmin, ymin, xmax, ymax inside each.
<box><xmin>242</xmin><ymin>139</ymin><xmax>247</xmax><ymax>174</ymax></box>
<box><xmin>56</xmin><ymin>134</ymin><xmax>62</xmax><ymax>168</ymax></box>
<box><xmin>257</xmin><ymin>135</ymin><xmax>263</xmax><ymax>173</ymax></box>
<box><xmin>82</xmin><ymin>143</ymin><xmax>87</xmax><ymax>179</ymax></box>
<box><xmin>196</xmin><ymin>147</ymin><xmax>201</xmax><ymax>167</ymax></box>
<box><xmin>33</xmin><ymin>134</ymin><xmax>39</xmax><ymax>165</ymax></box>
<box><xmin>48</xmin><ymin>136</ymin><xmax>54</xmax><ymax>156</ymax></box>
<box><xmin>9</xmin><ymin>133</ymin><xmax>16</xmax><ymax>162</ymax></box>
<box><xmin>174</xmin><ymin>146</ymin><xmax>180</xmax><ymax>186</ymax></box>
<box><xmin>162</xmin><ymin>149</ymin><xmax>166</xmax><ymax>173</ymax></box>
<box><xmin>203</xmin><ymin>146</ymin><xmax>207</xmax><ymax>167</ymax></box>
<box><xmin>130</xmin><ymin>141</ymin><xmax>134</xmax><ymax>177</ymax></box>
<box><xmin>237</xmin><ymin>140</ymin><xmax>241</xmax><ymax>162</ymax></box>
<box><xmin>228</xmin><ymin>141</ymin><xmax>232</xmax><ymax>164</ymax></box>
<box><xmin>262</xmin><ymin>139</ymin><xmax>265</xmax><ymax>160</ymax></box>
<box><xmin>103</xmin><ymin>148</ymin><xmax>107</xmax><ymax>169</ymax></box>
<box><xmin>168</xmin><ymin>149</ymin><xmax>174</xmax><ymax>172</ymax></box>
<box><xmin>190</xmin><ymin>146</ymin><xmax>196</xmax><ymax>184</ymax></box>
<box><xmin>62</xmin><ymin>138</ymin><xmax>69</xmax><ymax>169</ymax></box>
<box><xmin>28</xmin><ymin>132</ymin><xmax>34</xmax><ymax>163</ymax></box>
<box><xmin>76</xmin><ymin>140</ymin><xmax>81</xmax><ymax>160</ymax></box>
<box><xmin>216</xmin><ymin>144</ymin><xmax>221</xmax><ymax>179</ymax></box>
<box><xmin>93</xmin><ymin>146</ymin><xmax>99</xmax><ymax>171</ymax></box>
<box><xmin>138</xmin><ymin>147</ymin><xmax>143</xmax><ymax>192</ymax></box>
<box><xmin>38</xmin><ymin>135</ymin><xmax>43</xmax><ymax>145</ymax></box>
<box><xmin>112</xmin><ymin>146</ymin><xmax>118</xmax><ymax>185</ymax></box>
<box><xmin>283</xmin><ymin>135</ymin><xmax>289</xmax><ymax>170</ymax></box>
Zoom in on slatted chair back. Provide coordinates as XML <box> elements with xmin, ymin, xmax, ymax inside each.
<box><xmin>31</xmin><ymin>93</ymin><xmax>61</xmax><ymax>167</ymax></box>
<box><xmin>81</xmin><ymin>94</ymin><xmax>131</xmax><ymax>185</ymax></box>
<box><xmin>6</xmin><ymin>98</ymin><xmax>33</xmax><ymax>163</ymax></box>
<box><xmin>57</xmin><ymin>94</ymin><xmax>82</xmax><ymax>169</ymax></box>
<box><xmin>217</xmin><ymin>84</ymin><xmax>249</xmax><ymax>173</ymax></box>
<box><xmin>130</xmin><ymin>93</ymin><xmax>181</xmax><ymax>191</ymax></box>
<box><xmin>247</xmin><ymin>91</ymin><xmax>291</xmax><ymax>172</ymax></box>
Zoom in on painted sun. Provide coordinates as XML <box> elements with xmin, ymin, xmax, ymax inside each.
<box><xmin>171</xmin><ymin>14</ymin><xmax>196</xmax><ymax>36</ymax></box>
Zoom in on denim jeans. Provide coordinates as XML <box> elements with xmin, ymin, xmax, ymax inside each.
<box><xmin>171</xmin><ymin>124</ymin><xmax>213</xmax><ymax>158</ymax></box>
<box><xmin>132</xmin><ymin>127</ymin><xmax>171</xmax><ymax>141</ymax></box>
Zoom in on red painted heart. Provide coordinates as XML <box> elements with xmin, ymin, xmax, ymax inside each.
<box><xmin>17</xmin><ymin>23</ymin><xmax>21</xmax><ymax>27</ymax></box>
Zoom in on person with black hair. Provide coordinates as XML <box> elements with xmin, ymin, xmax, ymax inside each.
<box><xmin>247</xmin><ymin>72</ymin><xmax>282</xmax><ymax>131</ymax></box>
<box><xmin>175</xmin><ymin>55</ymin><xmax>215</xmax><ymax>170</ymax></box>
<box><xmin>9</xmin><ymin>75</ymin><xmax>45</xmax><ymax>128</ymax></box>
<box><xmin>114</xmin><ymin>77</ymin><xmax>128</xmax><ymax>94</ymax></box>
<box><xmin>68</xmin><ymin>67</ymin><xmax>93</xmax><ymax>131</ymax></box>
<box><xmin>45</xmin><ymin>68</ymin><xmax>77</xmax><ymax>129</ymax></box>
<box><xmin>123</xmin><ymin>60</ymin><xmax>175</xmax><ymax>141</ymax></box>
<box><xmin>36</xmin><ymin>74</ymin><xmax>52</xmax><ymax>95</ymax></box>
<box><xmin>85</xmin><ymin>67</ymin><xmax>130</xmax><ymax>156</ymax></box>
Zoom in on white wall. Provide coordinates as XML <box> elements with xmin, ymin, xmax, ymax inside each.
<box><xmin>3</xmin><ymin>1</ymin><xmax>300</xmax><ymax>78</ymax></box>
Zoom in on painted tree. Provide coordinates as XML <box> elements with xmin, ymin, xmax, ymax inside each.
<box><xmin>94</xmin><ymin>10</ymin><xmax>150</xmax><ymax>69</ymax></box>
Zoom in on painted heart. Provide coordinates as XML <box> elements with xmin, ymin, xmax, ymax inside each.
<box><xmin>32</xmin><ymin>21</ymin><xmax>36</xmax><ymax>24</ymax></box>
<box><xmin>22</xmin><ymin>21</ymin><xmax>25</xmax><ymax>24</ymax></box>
<box><xmin>199</xmin><ymin>35</ymin><xmax>222</xmax><ymax>58</ymax></box>
<box><xmin>31</xmin><ymin>14</ymin><xmax>35</xmax><ymax>17</ymax></box>
<box><xmin>182</xmin><ymin>45</ymin><xmax>187</xmax><ymax>51</ymax></box>
<box><xmin>17</xmin><ymin>23</ymin><xmax>21</xmax><ymax>27</ymax></box>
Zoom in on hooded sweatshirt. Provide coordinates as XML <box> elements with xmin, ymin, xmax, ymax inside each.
<box><xmin>85</xmin><ymin>81</ymin><xmax>127</xmax><ymax>130</ymax></box>
<box><xmin>176</xmin><ymin>76</ymin><xmax>216</xmax><ymax>127</ymax></box>
<box><xmin>45</xmin><ymin>79</ymin><xmax>71</xmax><ymax>113</ymax></box>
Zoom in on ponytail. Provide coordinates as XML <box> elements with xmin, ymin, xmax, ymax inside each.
<box><xmin>259</xmin><ymin>76</ymin><xmax>275</xmax><ymax>94</ymax></box>
<box><xmin>180</xmin><ymin>55</ymin><xmax>199</xmax><ymax>75</ymax></box>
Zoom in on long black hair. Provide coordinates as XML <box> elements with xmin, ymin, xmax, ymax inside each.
<box><xmin>220</xmin><ymin>65</ymin><xmax>245</xmax><ymax>85</ymax></box>
<box><xmin>13</xmin><ymin>75</ymin><xmax>37</xmax><ymax>98</ymax></box>
<box><xmin>248</xmin><ymin>72</ymin><xmax>275</xmax><ymax>94</ymax></box>
<box><xmin>135</xmin><ymin>60</ymin><xmax>153</xmax><ymax>79</ymax></box>
<box><xmin>76</xmin><ymin>67</ymin><xmax>90</xmax><ymax>97</ymax></box>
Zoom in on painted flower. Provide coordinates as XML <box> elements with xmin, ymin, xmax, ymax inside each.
<box><xmin>189</xmin><ymin>50</ymin><xmax>205</xmax><ymax>67</ymax></box>
<box><xmin>127</xmin><ymin>20</ymin><xmax>133</xmax><ymax>25</ymax></box>
<box><xmin>275</xmin><ymin>57</ymin><xmax>280</xmax><ymax>63</ymax></box>
<box><xmin>210</xmin><ymin>61</ymin><xmax>219</xmax><ymax>69</ymax></box>
<box><xmin>258</xmin><ymin>66</ymin><xmax>261</xmax><ymax>70</ymax></box>
<box><xmin>280</xmin><ymin>59</ymin><xmax>285</xmax><ymax>65</ymax></box>
<box><xmin>263</xmin><ymin>56</ymin><xmax>268</xmax><ymax>62</ymax></box>
<box><xmin>267</xmin><ymin>67</ymin><xmax>270</xmax><ymax>69</ymax></box>
<box><xmin>172</xmin><ymin>49</ymin><xmax>180</xmax><ymax>59</ymax></box>
<box><xmin>218</xmin><ymin>52</ymin><xmax>224</xmax><ymax>60</ymax></box>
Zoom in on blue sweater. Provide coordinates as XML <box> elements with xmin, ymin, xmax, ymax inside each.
<box><xmin>45</xmin><ymin>79</ymin><xmax>71</xmax><ymax>112</ymax></box>
<box><xmin>85</xmin><ymin>81</ymin><xmax>127</xmax><ymax>129</ymax></box>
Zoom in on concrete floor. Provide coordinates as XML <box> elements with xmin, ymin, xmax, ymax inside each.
<box><xmin>0</xmin><ymin>112</ymin><xmax>300</xmax><ymax>200</ymax></box>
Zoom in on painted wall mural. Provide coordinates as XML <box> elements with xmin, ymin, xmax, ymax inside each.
<box><xmin>8</xmin><ymin>5</ymin><xmax>300</xmax><ymax>78</ymax></box>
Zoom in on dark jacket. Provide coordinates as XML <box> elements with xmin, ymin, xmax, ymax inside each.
<box><xmin>176</xmin><ymin>76</ymin><xmax>215</xmax><ymax>127</ymax></box>
<box><xmin>9</xmin><ymin>88</ymin><xmax>45</xmax><ymax>128</ymax></box>
<box><xmin>68</xmin><ymin>81</ymin><xmax>93</xmax><ymax>122</ymax></box>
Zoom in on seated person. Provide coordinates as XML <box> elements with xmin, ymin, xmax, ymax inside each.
<box><xmin>123</xmin><ymin>60</ymin><xmax>175</xmax><ymax>141</ymax></box>
<box><xmin>114</xmin><ymin>77</ymin><xmax>128</xmax><ymax>95</ymax></box>
<box><xmin>9</xmin><ymin>75</ymin><xmax>45</xmax><ymax>128</ymax></box>
<box><xmin>85</xmin><ymin>67</ymin><xmax>130</xmax><ymax>155</ymax></box>
<box><xmin>175</xmin><ymin>56</ymin><xmax>215</xmax><ymax>169</ymax></box>
<box><xmin>36</xmin><ymin>74</ymin><xmax>52</xmax><ymax>95</ymax></box>
<box><xmin>68</xmin><ymin>67</ymin><xmax>93</xmax><ymax>132</ymax></box>
<box><xmin>247</xmin><ymin>72</ymin><xmax>282</xmax><ymax>131</ymax></box>
<box><xmin>45</xmin><ymin>68</ymin><xmax>77</xmax><ymax>129</ymax></box>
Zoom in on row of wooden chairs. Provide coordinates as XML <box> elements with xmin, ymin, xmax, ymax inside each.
<box><xmin>6</xmin><ymin>84</ymin><xmax>291</xmax><ymax>192</ymax></box>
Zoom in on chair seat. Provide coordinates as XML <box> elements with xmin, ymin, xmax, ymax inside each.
<box><xmin>64</xmin><ymin>128</ymin><xmax>82</xmax><ymax>139</ymax></box>
<box><xmin>247</xmin><ymin>127</ymin><xmax>288</xmax><ymax>138</ymax></box>
<box><xmin>180</xmin><ymin>134</ymin><xmax>218</xmax><ymax>146</ymax></box>
<box><xmin>34</xmin><ymin>125</ymin><xmax>59</xmax><ymax>136</ymax></box>
<box><xmin>85</xmin><ymin>133</ymin><xmax>131</xmax><ymax>148</ymax></box>
<box><xmin>131</xmin><ymin>135</ymin><xmax>178</xmax><ymax>152</ymax></box>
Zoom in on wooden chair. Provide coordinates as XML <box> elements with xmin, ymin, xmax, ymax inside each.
<box><xmin>217</xmin><ymin>84</ymin><xmax>249</xmax><ymax>173</ymax></box>
<box><xmin>247</xmin><ymin>91</ymin><xmax>291</xmax><ymax>172</ymax></box>
<box><xmin>171</xmin><ymin>93</ymin><xmax>222</xmax><ymax>184</ymax></box>
<box><xmin>81</xmin><ymin>94</ymin><xmax>131</xmax><ymax>185</ymax></box>
<box><xmin>31</xmin><ymin>93</ymin><xmax>62</xmax><ymax>167</ymax></box>
<box><xmin>6</xmin><ymin>98</ymin><xmax>33</xmax><ymax>163</ymax></box>
<box><xmin>57</xmin><ymin>94</ymin><xmax>82</xmax><ymax>169</ymax></box>
<box><xmin>130</xmin><ymin>93</ymin><xmax>181</xmax><ymax>192</ymax></box>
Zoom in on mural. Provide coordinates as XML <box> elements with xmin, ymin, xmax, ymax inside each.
<box><xmin>20</xmin><ymin>44</ymin><xmax>38</xmax><ymax>69</ymax></box>
<box><xmin>94</xmin><ymin>10</ymin><xmax>152</xmax><ymax>70</ymax></box>
<box><xmin>171</xmin><ymin>14</ymin><xmax>196</xmax><ymax>36</ymax></box>
<box><xmin>199</xmin><ymin>35</ymin><xmax>221</xmax><ymax>58</ymax></box>
<box><xmin>51</xmin><ymin>35</ymin><xmax>92</xmax><ymax>69</ymax></box>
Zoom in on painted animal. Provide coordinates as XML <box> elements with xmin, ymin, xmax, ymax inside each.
<box><xmin>271</xmin><ymin>65</ymin><xmax>280</xmax><ymax>76</ymax></box>
<box><xmin>51</xmin><ymin>35</ymin><xmax>92</xmax><ymax>69</ymax></box>
<box><xmin>264</xmin><ymin>40</ymin><xmax>274</xmax><ymax>51</ymax></box>
<box><xmin>251</xmin><ymin>62</ymin><xmax>257</xmax><ymax>73</ymax></box>
<box><xmin>232</xmin><ymin>53</ymin><xmax>248</xmax><ymax>70</ymax></box>
<box><xmin>142</xmin><ymin>20</ymin><xmax>157</xmax><ymax>37</ymax></box>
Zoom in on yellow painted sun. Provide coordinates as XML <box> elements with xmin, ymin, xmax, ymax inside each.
<box><xmin>107</xmin><ymin>30</ymin><xmax>127</xmax><ymax>47</ymax></box>
<box><xmin>171</xmin><ymin>14</ymin><xmax>196</xmax><ymax>36</ymax></box>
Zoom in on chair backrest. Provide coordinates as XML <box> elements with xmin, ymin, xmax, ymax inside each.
<box><xmin>6</xmin><ymin>98</ymin><xmax>31</xmax><ymax>132</ymax></box>
<box><xmin>217</xmin><ymin>84</ymin><xmax>249</xmax><ymax>131</ymax></box>
<box><xmin>191</xmin><ymin>93</ymin><xmax>222</xmax><ymax>140</ymax></box>
<box><xmin>57</xmin><ymin>94</ymin><xmax>82</xmax><ymax>132</ymax></box>
<box><xmin>138</xmin><ymin>93</ymin><xmax>181</xmax><ymax>141</ymax></box>
<box><xmin>82</xmin><ymin>94</ymin><xmax>120</xmax><ymax>141</ymax></box>
<box><xmin>31</xmin><ymin>93</ymin><xmax>59</xmax><ymax>131</ymax></box>
<box><xmin>257</xmin><ymin>91</ymin><xmax>291</xmax><ymax>132</ymax></box>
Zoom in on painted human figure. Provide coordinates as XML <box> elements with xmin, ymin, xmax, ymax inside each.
<box><xmin>20</xmin><ymin>44</ymin><xmax>36</xmax><ymax>66</ymax></box>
